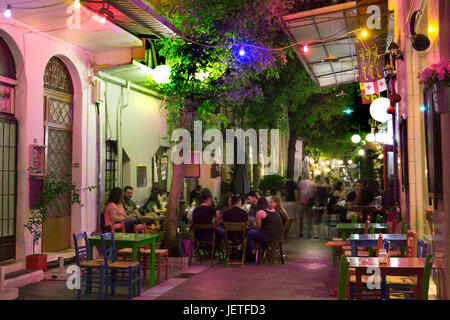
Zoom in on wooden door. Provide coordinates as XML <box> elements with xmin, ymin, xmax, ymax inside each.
<box><xmin>42</xmin><ymin>57</ymin><xmax>74</xmax><ymax>252</ymax></box>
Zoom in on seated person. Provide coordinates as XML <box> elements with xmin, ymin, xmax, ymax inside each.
<box><xmin>104</xmin><ymin>187</ymin><xmax>139</xmax><ymax>233</ymax></box>
<box><xmin>221</xmin><ymin>195</ymin><xmax>248</xmax><ymax>242</ymax></box>
<box><xmin>269</xmin><ymin>196</ymin><xmax>288</xmax><ymax>226</ymax></box>
<box><xmin>192</xmin><ymin>193</ymin><xmax>224</xmax><ymax>241</ymax></box>
<box><xmin>345</xmin><ymin>179</ymin><xmax>371</xmax><ymax>221</ymax></box>
<box><xmin>247</xmin><ymin>197</ymin><xmax>284</xmax><ymax>256</ymax></box>
<box><xmin>144</xmin><ymin>189</ymin><xmax>166</xmax><ymax>216</ymax></box>
<box><xmin>122</xmin><ymin>186</ymin><xmax>142</xmax><ymax>219</ymax></box>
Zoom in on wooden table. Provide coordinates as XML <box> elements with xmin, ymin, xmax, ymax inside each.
<box><xmin>349</xmin><ymin>234</ymin><xmax>407</xmax><ymax>256</ymax></box>
<box><xmin>336</xmin><ymin>223</ymin><xmax>389</xmax><ymax>240</ymax></box>
<box><xmin>348</xmin><ymin>257</ymin><xmax>432</xmax><ymax>300</ymax></box>
<box><xmin>88</xmin><ymin>233</ymin><xmax>159</xmax><ymax>288</ymax></box>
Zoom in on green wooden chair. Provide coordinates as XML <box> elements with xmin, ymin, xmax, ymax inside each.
<box><xmin>351</xmin><ymin>215</ymin><xmax>358</xmax><ymax>223</ymax></box>
<box><xmin>337</xmin><ymin>254</ymin><xmax>350</xmax><ymax>300</ymax></box>
<box><xmin>387</xmin><ymin>255</ymin><xmax>433</xmax><ymax>300</ymax></box>
<box><xmin>400</xmin><ymin>222</ymin><xmax>407</xmax><ymax>256</ymax></box>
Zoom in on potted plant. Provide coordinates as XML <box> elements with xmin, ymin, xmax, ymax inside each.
<box><xmin>24</xmin><ymin>166</ymin><xmax>94</xmax><ymax>272</ymax></box>
<box><xmin>178</xmin><ymin>222</ymin><xmax>193</xmax><ymax>265</ymax></box>
<box><xmin>258</xmin><ymin>174</ymin><xmax>286</xmax><ymax>198</ymax></box>
<box><xmin>419</xmin><ymin>60</ymin><xmax>450</xmax><ymax>113</ymax></box>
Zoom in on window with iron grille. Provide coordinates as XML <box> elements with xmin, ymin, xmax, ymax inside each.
<box><xmin>0</xmin><ymin>113</ymin><xmax>17</xmax><ymax>262</ymax></box>
<box><xmin>105</xmin><ymin>140</ymin><xmax>117</xmax><ymax>195</ymax></box>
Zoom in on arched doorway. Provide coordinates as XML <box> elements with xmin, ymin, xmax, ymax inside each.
<box><xmin>42</xmin><ymin>56</ymin><xmax>74</xmax><ymax>252</ymax></box>
<box><xmin>0</xmin><ymin>36</ymin><xmax>17</xmax><ymax>263</ymax></box>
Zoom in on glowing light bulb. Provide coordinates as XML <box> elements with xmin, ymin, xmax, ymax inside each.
<box><xmin>358</xmin><ymin>149</ymin><xmax>365</xmax><ymax>156</ymax></box>
<box><xmin>239</xmin><ymin>47</ymin><xmax>245</xmax><ymax>56</ymax></box>
<box><xmin>351</xmin><ymin>134</ymin><xmax>361</xmax><ymax>144</ymax></box>
<box><xmin>428</xmin><ymin>26</ymin><xmax>435</xmax><ymax>32</ymax></box>
<box><xmin>361</xmin><ymin>29</ymin><xmax>368</xmax><ymax>38</ymax></box>
<box><xmin>4</xmin><ymin>5</ymin><xmax>11</xmax><ymax>18</ymax></box>
<box><xmin>74</xmin><ymin>0</ymin><xmax>80</xmax><ymax>8</ymax></box>
<box><xmin>100</xmin><ymin>16</ymin><xmax>106</xmax><ymax>23</ymax></box>
<box><xmin>366</xmin><ymin>133</ymin><xmax>375</xmax><ymax>143</ymax></box>
<box><xmin>303</xmin><ymin>44</ymin><xmax>308</xmax><ymax>53</ymax></box>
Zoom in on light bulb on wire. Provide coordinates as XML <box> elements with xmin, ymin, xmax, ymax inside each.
<box><xmin>100</xmin><ymin>16</ymin><xmax>106</xmax><ymax>23</ymax></box>
<box><xmin>239</xmin><ymin>47</ymin><xmax>245</xmax><ymax>57</ymax></box>
<box><xmin>303</xmin><ymin>44</ymin><xmax>308</xmax><ymax>53</ymax></box>
<box><xmin>361</xmin><ymin>29</ymin><xmax>368</xmax><ymax>38</ymax></box>
<box><xmin>4</xmin><ymin>5</ymin><xmax>11</xmax><ymax>18</ymax></box>
<box><xmin>74</xmin><ymin>0</ymin><xmax>81</xmax><ymax>8</ymax></box>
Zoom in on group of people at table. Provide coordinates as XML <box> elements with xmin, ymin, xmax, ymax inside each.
<box><xmin>186</xmin><ymin>189</ymin><xmax>287</xmax><ymax>260</ymax></box>
<box><xmin>103</xmin><ymin>186</ymin><xmax>168</xmax><ymax>233</ymax></box>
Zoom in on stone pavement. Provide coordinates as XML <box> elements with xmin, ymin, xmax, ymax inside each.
<box><xmin>151</xmin><ymin>238</ymin><xmax>338</xmax><ymax>300</ymax></box>
<box><xmin>16</xmin><ymin>237</ymin><xmax>338</xmax><ymax>300</ymax></box>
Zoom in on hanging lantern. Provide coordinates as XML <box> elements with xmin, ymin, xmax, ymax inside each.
<box><xmin>369</xmin><ymin>97</ymin><xmax>391</xmax><ymax>123</ymax></box>
<box><xmin>323</xmin><ymin>53</ymin><xmax>339</xmax><ymax>63</ymax></box>
<box><xmin>387</xmin><ymin>104</ymin><xmax>395</xmax><ymax>115</ymax></box>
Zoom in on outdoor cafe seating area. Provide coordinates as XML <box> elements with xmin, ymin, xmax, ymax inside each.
<box><xmin>326</xmin><ymin>212</ymin><xmax>442</xmax><ymax>300</ymax></box>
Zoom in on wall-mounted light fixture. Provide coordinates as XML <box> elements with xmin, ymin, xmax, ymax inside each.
<box><xmin>388</xmin><ymin>42</ymin><xmax>403</xmax><ymax>61</ymax></box>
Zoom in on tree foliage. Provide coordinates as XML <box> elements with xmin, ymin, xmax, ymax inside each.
<box><xmin>247</xmin><ymin>58</ymin><xmax>367</xmax><ymax>159</ymax></box>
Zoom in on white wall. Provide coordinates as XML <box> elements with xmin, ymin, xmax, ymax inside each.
<box><xmin>100</xmin><ymin>78</ymin><xmax>169</xmax><ymax>206</ymax></box>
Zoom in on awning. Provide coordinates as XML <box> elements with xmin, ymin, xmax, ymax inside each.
<box><xmin>282</xmin><ymin>1</ymin><xmax>359</xmax><ymax>88</ymax></box>
<box><xmin>82</xmin><ymin>0</ymin><xmax>178</xmax><ymax>39</ymax></box>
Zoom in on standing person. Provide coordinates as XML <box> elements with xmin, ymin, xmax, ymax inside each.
<box><xmin>269</xmin><ymin>196</ymin><xmax>288</xmax><ymax>226</ymax></box>
<box><xmin>247</xmin><ymin>197</ymin><xmax>284</xmax><ymax>257</ymax></box>
<box><xmin>104</xmin><ymin>187</ymin><xmax>139</xmax><ymax>233</ymax></box>
<box><xmin>192</xmin><ymin>193</ymin><xmax>224</xmax><ymax>241</ymax></box>
<box><xmin>312</xmin><ymin>177</ymin><xmax>328</xmax><ymax>239</ymax></box>
<box><xmin>122</xmin><ymin>186</ymin><xmax>142</xmax><ymax>219</ymax></box>
<box><xmin>296</xmin><ymin>175</ymin><xmax>315</xmax><ymax>238</ymax></box>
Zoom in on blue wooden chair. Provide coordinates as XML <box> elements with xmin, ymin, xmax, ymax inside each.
<box><xmin>73</xmin><ymin>232</ymin><xmax>105</xmax><ymax>299</ymax></box>
<box><xmin>100</xmin><ymin>232</ymin><xmax>142</xmax><ymax>300</ymax></box>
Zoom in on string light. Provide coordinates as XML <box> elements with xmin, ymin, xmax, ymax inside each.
<box><xmin>303</xmin><ymin>44</ymin><xmax>308</xmax><ymax>53</ymax></box>
<box><xmin>177</xmin><ymin>28</ymin><xmax>367</xmax><ymax>53</ymax></box>
<box><xmin>100</xmin><ymin>16</ymin><xmax>106</xmax><ymax>23</ymax></box>
<box><xmin>74</xmin><ymin>0</ymin><xmax>81</xmax><ymax>9</ymax></box>
<box><xmin>238</xmin><ymin>47</ymin><xmax>245</xmax><ymax>56</ymax></box>
<box><xmin>361</xmin><ymin>29</ymin><xmax>368</xmax><ymax>38</ymax></box>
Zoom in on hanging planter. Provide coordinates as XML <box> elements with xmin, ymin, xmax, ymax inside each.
<box><xmin>419</xmin><ymin>60</ymin><xmax>450</xmax><ymax>113</ymax></box>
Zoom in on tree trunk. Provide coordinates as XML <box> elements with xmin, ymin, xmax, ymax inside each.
<box><xmin>163</xmin><ymin>162</ymin><xmax>185</xmax><ymax>246</ymax></box>
<box><xmin>286</xmin><ymin>119</ymin><xmax>297</xmax><ymax>180</ymax></box>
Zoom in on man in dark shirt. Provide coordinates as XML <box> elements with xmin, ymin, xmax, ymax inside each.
<box><xmin>192</xmin><ymin>193</ymin><xmax>223</xmax><ymax>240</ymax></box>
<box><xmin>222</xmin><ymin>196</ymin><xmax>248</xmax><ymax>242</ymax></box>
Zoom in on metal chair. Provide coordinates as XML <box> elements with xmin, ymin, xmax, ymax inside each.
<box><xmin>100</xmin><ymin>232</ymin><xmax>141</xmax><ymax>300</ymax></box>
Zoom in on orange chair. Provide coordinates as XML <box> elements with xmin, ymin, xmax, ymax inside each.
<box><xmin>110</xmin><ymin>222</ymin><xmax>126</xmax><ymax>233</ymax></box>
<box><xmin>134</xmin><ymin>223</ymin><xmax>168</xmax><ymax>284</ymax></box>
<box><xmin>389</xmin><ymin>230</ymin><xmax>417</xmax><ymax>257</ymax></box>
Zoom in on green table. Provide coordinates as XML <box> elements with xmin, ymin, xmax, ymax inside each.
<box><xmin>88</xmin><ymin>233</ymin><xmax>159</xmax><ymax>288</ymax></box>
<box><xmin>336</xmin><ymin>223</ymin><xmax>389</xmax><ymax>241</ymax></box>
